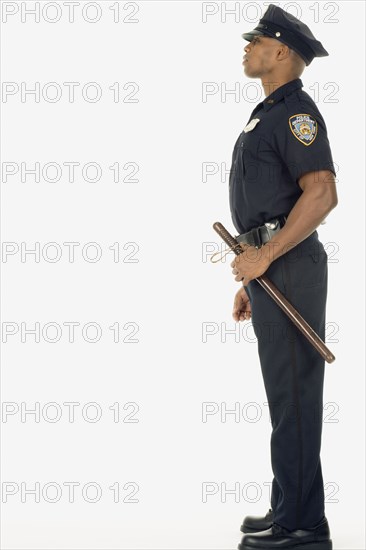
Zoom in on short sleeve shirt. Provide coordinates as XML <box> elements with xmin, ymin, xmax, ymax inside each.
<box><xmin>229</xmin><ymin>78</ymin><xmax>336</xmax><ymax>234</ymax></box>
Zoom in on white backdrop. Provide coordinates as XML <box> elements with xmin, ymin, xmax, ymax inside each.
<box><xmin>0</xmin><ymin>1</ymin><xmax>364</xmax><ymax>549</ymax></box>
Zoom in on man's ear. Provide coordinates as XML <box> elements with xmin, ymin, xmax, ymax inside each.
<box><xmin>276</xmin><ymin>44</ymin><xmax>291</xmax><ymax>61</ymax></box>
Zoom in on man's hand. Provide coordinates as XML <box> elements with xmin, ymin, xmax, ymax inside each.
<box><xmin>233</xmin><ymin>286</ymin><xmax>252</xmax><ymax>322</ymax></box>
<box><xmin>230</xmin><ymin>244</ymin><xmax>271</xmax><ymax>284</ymax></box>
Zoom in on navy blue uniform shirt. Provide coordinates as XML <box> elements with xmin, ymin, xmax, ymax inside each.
<box><xmin>229</xmin><ymin>78</ymin><xmax>336</xmax><ymax>234</ymax></box>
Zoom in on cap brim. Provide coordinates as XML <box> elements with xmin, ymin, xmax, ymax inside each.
<box><xmin>241</xmin><ymin>29</ymin><xmax>265</xmax><ymax>41</ymax></box>
<box><xmin>317</xmin><ymin>44</ymin><xmax>329</xmax><ymax>57</ymax></box>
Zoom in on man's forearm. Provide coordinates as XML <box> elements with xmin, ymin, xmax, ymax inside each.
<box><xmin>262</xmin><ymin>187</ymin><xmax>337</xmax><ymax>263</ymax></box>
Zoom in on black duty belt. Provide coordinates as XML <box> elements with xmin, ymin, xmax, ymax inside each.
<box><xmin>235</xmin><ymin>215</ymin><xmax>288</xmax><ymax>248</ymax></box>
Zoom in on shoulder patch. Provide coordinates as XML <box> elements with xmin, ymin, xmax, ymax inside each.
<box><xmin>288</xmin><ymin>114</ymin><xmax>317</xmax><ymax>146</ymax></box>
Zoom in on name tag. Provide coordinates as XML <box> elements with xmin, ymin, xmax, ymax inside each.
<box><xmin>244</xmin><ymin>118</ymin><xmax>260</xmax><ymax>133</ymax></box>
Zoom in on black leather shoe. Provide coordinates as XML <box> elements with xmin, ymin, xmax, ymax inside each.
<box><xmin>240</xmin><ymin>508</ymin><xmax>273</xmax><ymax>533</ymax></box>
<box><xmin>238</xmin><ymin>516</ymin><xmax>332</xmax><ymax>550</ymax></box>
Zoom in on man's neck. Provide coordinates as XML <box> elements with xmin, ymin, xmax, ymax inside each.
<box><xmin>261</xmin><ymin>75</ymin><xmax>298</xmax><ymax>98</ymax></box>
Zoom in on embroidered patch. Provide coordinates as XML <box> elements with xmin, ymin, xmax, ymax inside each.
<box><xmin>288</xmin><ymin>114</ymin><xmax>317</xmax><ymax>146</ymax></box>
<box><xmin>244</xmin><ymin>118</ymin><xmax>260</xmax><ymax>133</ymax></box>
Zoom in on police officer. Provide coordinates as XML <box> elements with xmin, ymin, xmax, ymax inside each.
<box><xmin>228</xmin><ymin>5</ymin><xmax>338</xmax><ymax>550</ymax></box>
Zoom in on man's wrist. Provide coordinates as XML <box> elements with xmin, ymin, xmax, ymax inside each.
<box><xmin>262</xmin><ymin>239</ymin><xmax>288</xmax><ymax>264</ymax></box>
<box><xmin>262</xmin><ymin>241</ymin><xmax>277</xmax><ymax>263</ymax></box>
<box><xmin>262</xmin><ymin>234</ymin><xmax>295</xmax><ymax>263</ymax></box>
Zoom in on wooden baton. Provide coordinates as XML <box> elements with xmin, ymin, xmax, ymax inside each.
<box><xmin>213</xmin><ymin>221</ymin><xmax>335</xmax><ymax>364</ymax></box>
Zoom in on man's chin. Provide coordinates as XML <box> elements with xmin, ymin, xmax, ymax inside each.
<box><xmin>243</xmin><ymin>65</ymin><xmax>259</xmax><ymax>78</ymax></box>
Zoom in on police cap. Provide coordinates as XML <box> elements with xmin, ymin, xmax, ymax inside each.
<box><xmin>242</xmin><ymin>4</ymin><xmax>329</xmax><ymax>66</ymax></box>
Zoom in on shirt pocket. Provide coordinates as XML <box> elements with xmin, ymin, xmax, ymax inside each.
<box><xmin>239</xmin><ymin>133</ymin><xmax>261</xmax><ymax>180</ymax></box>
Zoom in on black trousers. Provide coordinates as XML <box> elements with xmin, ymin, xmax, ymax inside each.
<box><xmin>245</xmin><ymin>231</ymin><xmax>328</xmax><ymax>531</ymax></box>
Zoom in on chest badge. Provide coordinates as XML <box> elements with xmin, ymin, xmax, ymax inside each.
<box><xmin>289</xmin><ymin>114</ymin><xmax>318</xmax><ymax>146</ymax></box>
<box><xmin>243</xmin><ymin>118</ymin><xmax>260</xmax><ymax>133</ymax></box>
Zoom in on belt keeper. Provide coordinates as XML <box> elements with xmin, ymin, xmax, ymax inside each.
<box><xmin>252</xmin><ymin>227</ymin><xmax>262</xmax><ymax>248</ymax></box>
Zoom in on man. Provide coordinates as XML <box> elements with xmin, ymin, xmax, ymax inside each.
<box><xmin>228</xmin><ymin>5</ymin><xmax>338</xmax><ymax>550</ymax></box>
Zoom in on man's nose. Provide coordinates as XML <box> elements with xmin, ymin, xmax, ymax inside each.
<box><xmin>244</xmin><ymin>44</ymin><xmax>250</xmax><ymax>53</ymax></box>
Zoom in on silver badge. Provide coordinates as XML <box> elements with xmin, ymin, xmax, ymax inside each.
<box><xmin>243</xmin><ymin>118</ymin><xmax>260</xmax><ymax>133</ymax></box>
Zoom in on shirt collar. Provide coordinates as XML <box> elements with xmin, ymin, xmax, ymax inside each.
<box><xmin>262</xmin><ymin>78</ymin><xmax>303</xmax><ymax>111</ymax></box>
